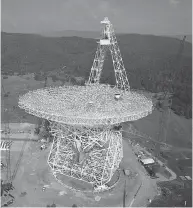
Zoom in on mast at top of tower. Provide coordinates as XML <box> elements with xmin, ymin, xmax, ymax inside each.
<box><xmin>100</xmin><ymin>17</ymin><xmax>111</xmax><ymax>45</ymax></box>
<box><xmin>87</xmin><ymin>17</ymin><xmax>130</xmax><ymax>92</ymax></box>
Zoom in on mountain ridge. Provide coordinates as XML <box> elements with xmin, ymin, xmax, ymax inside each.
<box><xmin>2</xmin><ymin>30</ymin><xmax>192</xmax><ymax>43</ymax></box>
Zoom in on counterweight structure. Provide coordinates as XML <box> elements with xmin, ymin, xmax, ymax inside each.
<box><xmin>18</xmin><ymin>17</ymin><xmax>153</xmax><ymax>192</ymax></box>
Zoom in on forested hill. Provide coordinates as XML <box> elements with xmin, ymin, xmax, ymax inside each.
<box><xmin>1</xmin><ymin>32</ymin><xmax>192</xmax><ymax>118</ymax></box>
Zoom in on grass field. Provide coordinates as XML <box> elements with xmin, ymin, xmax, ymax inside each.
<box><xmin>131</xmin><ymin>109</ymin><xmax>192</xmax><ymax>149</ymax></box>
<box><xmin>1</xmin><ymin>75</ymin><xmax>63</xmax><ymax>124</ymax></box>
<box><xmin>149</xmin><ymin>180</ymin><xmax>192</xmax><ymax>207</ymax></box>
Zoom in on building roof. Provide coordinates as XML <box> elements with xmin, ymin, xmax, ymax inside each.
<box><xmin>185</xmin><ymin>176</ymin><xmax>192</xmax><ymax>180</ymax></box>
<box><xmin>140</xmin><ymin>158</ymin><xmax>155</xmax><ymax>165</ymax></box>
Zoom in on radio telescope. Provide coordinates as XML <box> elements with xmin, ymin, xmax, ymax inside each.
<box><xmin>18</xmin><ymin>17</ymin><xmax>153</xmax><ymax>192</ymax></box>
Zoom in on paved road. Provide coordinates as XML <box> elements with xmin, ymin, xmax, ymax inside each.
<box><xmin>130</xmin><ymin>167</ymin><xmax>157</xmax><ymax>207</ymax></box>
<box><xmin>121</xmin><ymin>140</ymin><xmax>157</xmax><ymax>207</ymax></box>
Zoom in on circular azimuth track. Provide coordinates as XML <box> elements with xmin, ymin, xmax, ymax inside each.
<box><xmin>47</xmin><ymin>122</ymin><xmax>123</xmax><ymax>190</ymax></box>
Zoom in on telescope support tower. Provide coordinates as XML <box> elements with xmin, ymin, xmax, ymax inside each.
<box><xmin>18</xmin><ymin>17</ymin><xmax>153</xmax><ymax>193</ymax></box>
<box><xmin>47</xmin><ymin>122</ymin><xmax>123</xmax><ymax>191</ymax></box>
<box><xmin>87</xmin><ymin>17</ymin><xmax>130</xmax><ymax>92</ymax></box>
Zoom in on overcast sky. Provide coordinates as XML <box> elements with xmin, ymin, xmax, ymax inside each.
<box><xmin>1</xmin><ymin>0</ymin><xmax>192</xmax><ymax>35</ymax></box>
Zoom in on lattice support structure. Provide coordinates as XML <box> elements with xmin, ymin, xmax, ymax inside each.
<box><xmin>18</xmin><ymin>17</ymin><xmax>153</xmax><ymax>193</ymax></box>
<box><xmin>87</xmin><ymin>17</ymin><xmax>130</xmax><ymax>92</ymax></box>
<box><xmin>47</xmin><ymin>122</ymin><xmax>123</xmax><ymax>190</ymax></box>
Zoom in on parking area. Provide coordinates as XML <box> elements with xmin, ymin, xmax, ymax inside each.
<box><xmin>130</xmin><ymin>142</ymin><xmax>177</xmax><ymax>182</ymax></box>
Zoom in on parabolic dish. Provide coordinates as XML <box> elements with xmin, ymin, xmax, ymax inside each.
<box><xmin>18</xmin><ymin>84</ymin><xmax>153</xmax><ymax>126</ymax></box>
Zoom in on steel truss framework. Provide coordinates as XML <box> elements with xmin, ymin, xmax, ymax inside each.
<box><xmin>18</xmin><ymin>84</ymin><xmax>153</xmax><ymax>126</ymax></box>
<box><xmin>87</xmin><ymin>17</ymin><xmax>130</xmax><ymax>91</ymax></box>
<box><xmin>47</xmin><ymin>122</ymin><xmax>123</xmax><ymax>189</ymax></box>
<box><xmin>18</xmin><ymin>17</ymin><xmax>153</xmax><ymax>192</ymax></box>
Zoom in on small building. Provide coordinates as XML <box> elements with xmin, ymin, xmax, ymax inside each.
<box><xmin>140</xmin><ymin>158</ymin><xmax>155</xmax><ymax>166</ymax></box>
<box><xmin>185</xmin><ymin>176</ymin><xmax>192</xmax><ymax>180</ymax></box>
<box><xmin>179</xmin><ymin>176</ymin><xmax>186</xmax><ymax>181</ymax></box>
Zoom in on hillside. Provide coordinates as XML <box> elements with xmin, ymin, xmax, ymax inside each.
<box><xmin>40</xmin><ymin>30</ymin><xmax>100</xmax><ymax>39</ymax></box>
<box><xmin>1</xmin><ymin>32</ymin><xmax>192</xmax><ymax>118</ymax></box>
<box><xmin>172</xmin><ymin>35</ymin><xmax>192</xmax><ymax>43</ymax></box>
<box><xmin>133</xmin><ymin>109</ymin><xmax>192</xmax><ymax>149</ymax></box>
<box><xmin>39</xmin><ymin>30</ymin><xmax>192</xmax><ymax>44</ymax></box>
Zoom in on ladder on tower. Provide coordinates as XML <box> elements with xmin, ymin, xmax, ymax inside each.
<box><xmin>86</xmin><ymin>17</ymin><xmax>130</xmax><ymax>92</ymax></box>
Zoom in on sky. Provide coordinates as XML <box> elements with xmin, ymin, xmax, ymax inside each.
<box><xmin>1</xmin><ymin>0</ymin><xmax>192</xmax><ymax>35</ymax></box>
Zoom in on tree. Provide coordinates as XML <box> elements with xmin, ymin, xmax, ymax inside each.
<box><xmin>37</xmin><ymin>119</ymin><xmax>53</xmax><ymax>142</ymax></box>
<box><xmin>1</xmin><ymin>44</ymin><xmax>9</xmax><ymax>71</ymax></box>
<box><xmin>34</xmin><ymin>72</ymin><xmax>42</xmax><ymax>81</ymax></box>
<box><xmin>47</xmin><ymin>203</ymin><xmax>56</xmax><ymax>207</ymax></box>
<box><xmin>34</xmin><ymin>127</ymin><xmax>40</xmax><ymax>135</ymax></box>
